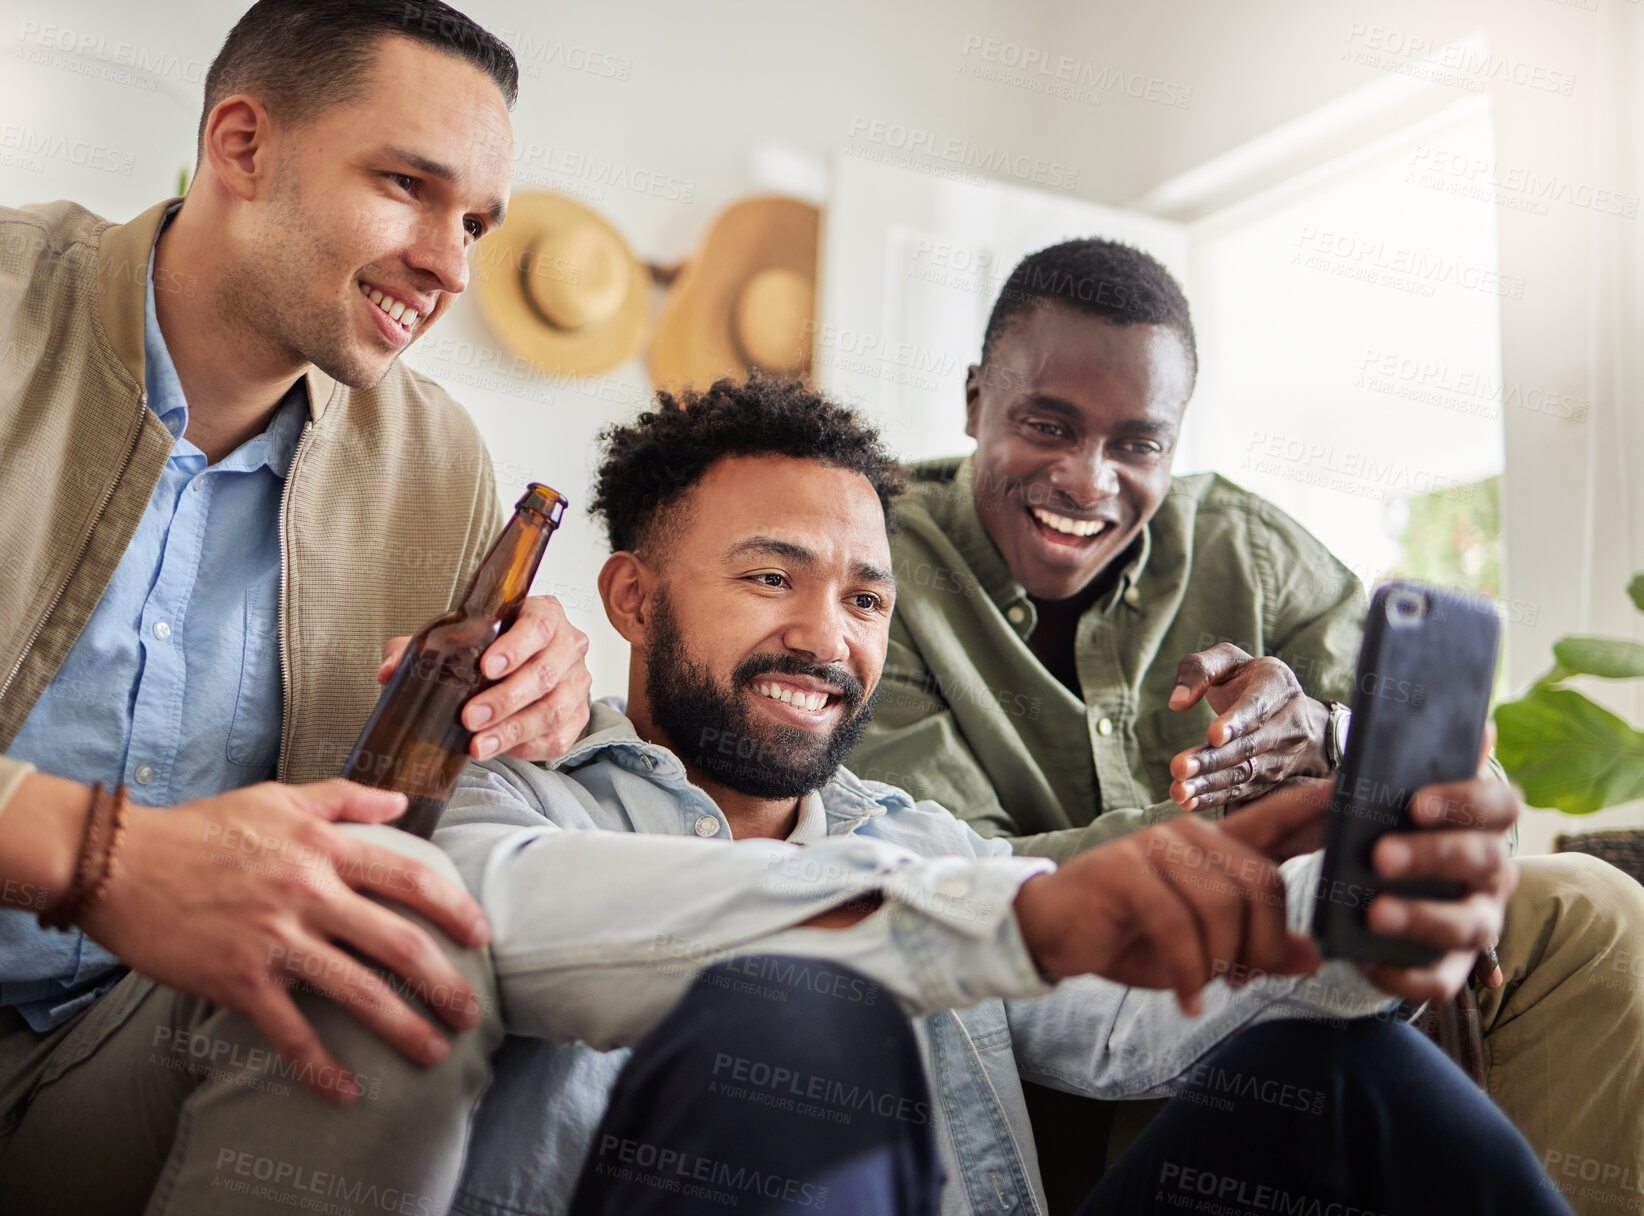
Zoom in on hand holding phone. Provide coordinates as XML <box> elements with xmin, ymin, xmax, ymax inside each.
<box><xmin>1356</xmin><ymin>769</ymin><xmax>1518</xmax><ymax>1002</ymax></box>
<box><xmin>1312</xmin><ymin>582</ymin><xmax>1506</xmax><ymax>969</ymax></box>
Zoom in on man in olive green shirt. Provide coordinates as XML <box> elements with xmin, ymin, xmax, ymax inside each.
<box><xmin>860</xmin><ymin>453</ymin><xmax>1362</xmax><ymax>862</ymax></box>
<box><xmin>848</xmin><ymin>238</ymin><xmax>1644</xmax><ymax>1216</ymax></box>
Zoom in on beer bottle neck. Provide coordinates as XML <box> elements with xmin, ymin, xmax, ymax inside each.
<box><xmin>457</xmin><ymin>507</ymin><xmax>556</xmax><ymax>617</ymax></box>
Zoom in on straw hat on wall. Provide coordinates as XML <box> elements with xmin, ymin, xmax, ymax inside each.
<box><xmin>472</xmin><ymin>192</ymin><xmax>649</xmax><ymax>376</ymax></box>
<box><xmin>648</xmin><ymin>196</ymin><xmax>820</xmax><ymax>393</ymax></box>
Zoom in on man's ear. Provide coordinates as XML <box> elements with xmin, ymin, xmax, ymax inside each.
<box><xmin>964</xmin><ymin>363</ymin><xmax>984</xmax><ymax>439</ymax></box>
<box><xmin>201</xmin><ymin>95</ymin><xmax>276</xmax><ymax>203</ymax></box>
<box><xmin>598</xmin><ymin>551</ymin><xmax>654</xmax><ymax>648</ymax></box>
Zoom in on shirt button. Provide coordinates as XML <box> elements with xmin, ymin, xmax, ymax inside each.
<box><xmin>151</xmin><ymin>621</ymin><xmax>171</xmax><ymax>640</ymax></box>
<box><xmin>133</xmin><ymin>764</ymin><xmax>154</xmax><ymax>785</ymax></box>
<box><xmin>1097</xmin><ymin>717</ymin><xmax>1114</xmax><ymax>736</ymax></box>
<box><xmin>693</xmin><ymin>815</ymin><xmax>720</xmax><ymax>838</ymax></box>
<box><xmin>1124</xmin><ymin>586</ymin><xmax>1141</xmax><ymax>608</ymax></box>
<box><xmin>936</xmin><ymin>874</ymin><xmax>972</xmax><ymax>899</ymax></box>
<box><xmin>1006</xmin><ymin>605</ymin><xmax>1027</xmax><ymax>625</ymax></box>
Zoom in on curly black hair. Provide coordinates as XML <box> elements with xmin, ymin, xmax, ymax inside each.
<box><xmin>980</xmin><ymin>238</ymin><xmax>1197</xmax><ymax>386</ymax></box>
<box><xmin>590</xmin><ymin>378</ymin><xmax>907</xmax><ymax>555</ymax></box>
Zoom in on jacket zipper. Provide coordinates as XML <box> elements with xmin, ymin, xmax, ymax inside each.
<box><xmin>274</xmin><ymin>419</ymin><xmax>314</xmax><ymax>781</ymax></box>
<box><xmin>0</xmin><ymin>391</ymin><xmax>150</xmax><ymax>708</ymax></box>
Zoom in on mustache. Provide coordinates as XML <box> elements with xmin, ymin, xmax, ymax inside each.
<box><xmin>732</xmin><ymin>653</ymin><xmax>867</xmax><ymax>711</ymax></box>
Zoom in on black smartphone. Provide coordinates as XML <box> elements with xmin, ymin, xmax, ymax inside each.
<box><xmin>1311</xmin><ymin>581</ymin><xmax>1501</xmax><ymax>966</ymax></box>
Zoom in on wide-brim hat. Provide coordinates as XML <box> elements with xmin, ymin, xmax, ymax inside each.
<box><xmin>473</xmin><ymin>192</ymin><xmax>649</xmax><ymax>377</ymax></box>
<box><xmin>648</xmin><ymin>196</ymin><xmax>819</xmax><ymax>393</ymax></box>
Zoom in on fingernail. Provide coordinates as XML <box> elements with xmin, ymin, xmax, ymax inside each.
<box><xmin>1169</xmin><ymin>686</ymin><xmax>1191</xmax><ymax>709</ymax></box>
<box><xmin>1376</xmin><ymin>899</ymin><xmax>1409</xmax><ymax>933</ymax></box>
<box><xmin>476</xmin><ymin>735</ymin><xmax>499</xmax><ymax>760</ymax></box>
<box><xmin>470</xmin><ymin>915</ymin><xmax>492</xmax><ymax>946</ymax></box>
<box><xmin>1377</xmin><ymin>838</ymin><xmax>1411</xmax><ymax>876</ymax></box>
<box><xmin>1180</xmin><ymin>756</ymin><xmax>1199</xmax><ymax>777</ymax></box>
<box><xmin>468</xmin><ymin>704</ymin><xmax>493</xmax><ymax>727</ymax></box>
<box><xmin>423</xmin><ymin>1035</ymin><xmax>449</xmax><ymax>1064</ymax></box>
<box><xmin>485</xmin><ymin>653</ymin><xmax>507</xmax><ymax>677</ymax></box>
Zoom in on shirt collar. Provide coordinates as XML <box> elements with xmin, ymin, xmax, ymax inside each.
<box><xmin>143</xmin><ymin>203</ymin><xmax>308</xmax><ymax>476</ymax></box>
<box><xmin>142</xmin><ymin>203</ymin><xmax>188</xmax><ymax>443</ymax></box>
<box><xmin>786</xmin><ymin>792</ymin><xmax>830</xmax><ymax>845</ymax></box>
<box><xmin>554</xmin><ymin>698</ymin><xmax>895</xmax><ymax>831</ymax></box>
<box><xmin>919</xmin><ymin>454</ymin><xmax>1153</xmax><ymax>636</ymax></box>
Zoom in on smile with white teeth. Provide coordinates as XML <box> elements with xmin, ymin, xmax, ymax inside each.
<box><xmin>754</xmin><ymin>681</ymin><xmax>831</xmax><ymax>712</ymax></box>
<box><xmin>359</xmin><ymin>281</ymin><xmax>420</xmax><ymax>330</ymax></box>
<box><xmin>1031</xmin><ymin>507</ymin><xmax>1108</xmax><ymax>538</ymax></box>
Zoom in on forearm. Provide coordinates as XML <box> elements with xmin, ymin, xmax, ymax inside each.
<box><xmin>1010</xmin><ymin>849</ymin><xmax>1397</xmax><ymax>1100</ymax></box>
<box><xmin>0</xmin><ymin>767</ymin><xmax>93</xmax><ymax>912</ymax></box>
<box><xmin>437</xmin><ymin>822</ymin><xmax>1054</xmax><ymax>1049</ymax></box>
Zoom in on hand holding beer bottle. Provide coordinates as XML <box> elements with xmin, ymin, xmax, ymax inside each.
<box><xmin>343</xmin><ymin>484</ymin><xmax>567</xmax><ymax>837</ymax></box>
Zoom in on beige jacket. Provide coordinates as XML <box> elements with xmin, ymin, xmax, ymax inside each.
<box><xmin>0</xmin><ymin>198</ymin><xmax>504</xmax><ymax>812</ymax></box>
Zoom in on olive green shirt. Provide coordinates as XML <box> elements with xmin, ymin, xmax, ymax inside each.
<box><xmin>848</xmin><ymin>456</ymin><xmax>1367</xmax><ymax>863</ymax></box>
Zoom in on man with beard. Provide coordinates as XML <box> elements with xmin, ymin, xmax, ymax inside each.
<box><xmin>844</xmin><ymin>238</ymin><xmax>1644</xmax><ymax>1210</ymax></box>
<box><xmin>425</xmin><ymin>377</ymin><xmax>1564</xmax><ymax>1216</ymax></box>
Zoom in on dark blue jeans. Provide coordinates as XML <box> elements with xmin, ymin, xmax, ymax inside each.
<box><xmin>569</xmin><ymin>958</ymin><xmax>1572</xmax><ymax>1216</ymax></box>
<box><xmin>1075</xmin><ymin>1013</ymin><xmax>1573</xmax><ymax>1215</ymax></box>
<box><xmin>567</xmin><ymin>955</ymin><xmax>940</xmax><ymax>1216</ymax></box>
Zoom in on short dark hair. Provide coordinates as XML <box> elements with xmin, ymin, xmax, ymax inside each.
<box><xmin>198</xmin><ymin>1</ymin><xmax>517</xmax><ymax>158</ymax></box>
<box><xmin>981</xmin><ymin>238</ymin><xmax>1197</xmax><ymax>385</ymax></box>
<box><xmin>591</xmin><ymin>378</ymin><xmax>907</xmax><ymax>555</ymax></box>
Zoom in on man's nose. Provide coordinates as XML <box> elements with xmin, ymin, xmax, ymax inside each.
<box><xmin>405</xmin><ymin>213</ymin><xmax>471</xmax><ymax>297</ymax></box>
<box><xmin>1054</xmin><ymin>448</ymin><xmax>1122</xmax><ymax>508</ymax></box>
<box><xmin>780</xmin><ymin>599</ymin><xmax>850</xmax><ymax>668</ymax></box>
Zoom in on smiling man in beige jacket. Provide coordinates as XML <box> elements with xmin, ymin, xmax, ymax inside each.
<box><xmin>0</xmin><ymin>2</ymin><xmax>598</xmax><ymax>1211</ymax></box>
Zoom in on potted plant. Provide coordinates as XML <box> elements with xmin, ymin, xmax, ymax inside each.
<box><xmin>1493</xmin><ymin>575</ymin><xmax>1644</xmax><ymax>816</ymax></box>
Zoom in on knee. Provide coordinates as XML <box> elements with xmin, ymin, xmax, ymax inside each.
<box><xmin>685</xmin><ymin>956</ymin><xmax>918</xmax><ymax>1077</ymax></box>
<box><xmin>328</xmin><ymin>823</ymin><xmax>501</xmax><ymax>1052</ymax></box>
<box><xmin>338</xmin><ymin>821</ymin><xmax>465</xmax><ymax>884</ymax></box>
<box><xmin>1514</xmin><ymin>852</ymin><xmax>1644</xmax><ymax>957</ymax></box>
<box><xmin>1212</xmin><ymin>1016</ymin><xmax>1496</xmax><ymax>1135</ymax></box>
<box><xmin>1211</xmin><ymin>1012</ymin><xmax>1407</xmax><ymax>1082</ymax></box>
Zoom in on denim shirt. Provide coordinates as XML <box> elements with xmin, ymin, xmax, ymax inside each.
<box><xmin>437</xmin><ymin>699</ymin><xmax>1395</xmax><ymax>1216</ymax></box>
<box><xmin>1</xmin><ymin>205</ymin><xmax>307</xmax><ymax>1029</ymax></box>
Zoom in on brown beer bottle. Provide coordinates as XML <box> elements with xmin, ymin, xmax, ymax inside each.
<box><xmin>341</xmin><ymin>483</ymin><xmax>568</xmax><ymax>837</ymax></box>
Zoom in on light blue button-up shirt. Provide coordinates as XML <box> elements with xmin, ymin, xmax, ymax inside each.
<box><xmin>436</xmin><ymin>699</ymin><xmax>1395</xmax><ymax>1216</ymax></box>
<box><xmin>1</xmin><ymin>205</ymin><xmax>309</xmax><ymax>1029</ymax></box>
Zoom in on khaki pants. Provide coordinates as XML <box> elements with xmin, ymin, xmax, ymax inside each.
<box><xmin>1484</xmin><ymin>852</ymin><xmax>1644</xmax><ymax>1216</ymax></box>
<box><xmin>0</xmin><ymin>826</ymin><xmax>503</xmax><ymax>1215</ymax></box>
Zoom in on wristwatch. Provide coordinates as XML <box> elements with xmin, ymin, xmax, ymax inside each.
<box><xmin>1323</xmin><ymin>699</ymin><xmax>1352</xmax><ymax>770</ymax></box>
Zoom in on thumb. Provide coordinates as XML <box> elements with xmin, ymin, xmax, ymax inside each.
<box><xmin>1219</xmin><ymin>778</ymin><xmax>1334</xmax><ymax>855</ymax></box>
<box><xmin>1172</xmin><ymin>644</ymin><xmax>1252</xmax><ymax>710</ymax></box>
<box><xmin>299</xmin><ymin>779</ymin><xmax>409</xmax><ymax>824</ymax></box>
<box><xmin>378</xmin><ymin>637</ymin><xmax>411</xmax><ymax>685</ymax></box>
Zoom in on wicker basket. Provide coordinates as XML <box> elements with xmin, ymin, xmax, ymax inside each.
<box><xmin>1554</xmin><ymin>830</ymin><xmax>1644</xmax><ymax>886</ymax></box>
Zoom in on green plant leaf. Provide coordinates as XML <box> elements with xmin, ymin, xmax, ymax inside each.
<box><xmin>1551</xmin><ymin>636</ymin><xmax>1644</xmax><ymax>679</ymax></box>
<box><xmin>1494</xmin><ymin>686</ymin><xmax>1644</xmax><ymax>814</ymax></box>
<box><xmin>1630</xmin><ymin>573</ymin><xmax>1644</xmax><ymax>613</ymax></box>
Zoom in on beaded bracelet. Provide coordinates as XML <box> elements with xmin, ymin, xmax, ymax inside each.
<box><xmin>38</xmin><ymin>782</ymin><xmax>129</xmax><ymax>931</ymax></box>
